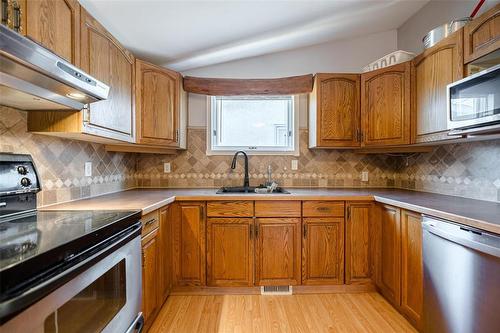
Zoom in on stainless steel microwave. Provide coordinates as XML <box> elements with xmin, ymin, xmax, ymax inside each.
<box><xmin>447</xmin><ymin>64</ymin><xmax>500</xmax><ymax>135</ymax></box>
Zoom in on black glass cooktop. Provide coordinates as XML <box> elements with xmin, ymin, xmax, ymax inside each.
<box><xmin>0</xmin><ymin>211</ymin><xmax>141</xmax><ymax>292</ymax></box>
<box><xmin>0</xmin><ymin>210</ymin><xmax>141</xmax><ymax>273</ymax></box>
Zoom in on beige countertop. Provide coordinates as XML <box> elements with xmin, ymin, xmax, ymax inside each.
<box><xmin>41</xmin><ymin>188</ymin><xmax>500</xmax><ymax>234</ymax></box>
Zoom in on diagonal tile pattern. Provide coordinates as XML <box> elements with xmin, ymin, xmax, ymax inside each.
<box><xmin>2</xmin><ymin>106</ymin><xmax>499</xmax><ymax>205</ymax></box>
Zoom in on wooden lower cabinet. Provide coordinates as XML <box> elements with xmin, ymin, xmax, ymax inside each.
<box><xmin>158</xmin><ymin>206</ymin><xmax>173</xmax><ymax>303</ymax></box>
<box><xmin>374</xmin><ymin>204</ymin><xmax>423</xmax><ymax>330</ymax></box>
<box><xmin>401</xmin><ymin>209</ymin><xmax>423</xmax><ymax>329</ymax></box>
<box><xmin>302</xmin><ymin>217</ymin><xmax>344</xmax><ymax>285</ymax></box>
<box><xmin>207</xmin><ymin>218</ymin><xmax>254</xmax><ymax>286</ymax></box>
<box><xmin>378</xmin><ymin>204</ymin><xmax>401</xmax><ymax>307</ymax></box>
<box><xmin>345</xmin><ymin>202</ymin><xmax>372</xmax><ymax>284</ymax></box>
<box><xmin>142</xmin><ymin>228</ymin><xmax>159</xmax><ymax>326</ymax></box>
<box><xmin>172</xmin><ymin>202</ymin><xmax>206</xmax><ymax>286</ymax></box>
<box><xmin>255</xmin><ymin>218</ymin><xmax>301</xmax><ymax>286</ymax></box>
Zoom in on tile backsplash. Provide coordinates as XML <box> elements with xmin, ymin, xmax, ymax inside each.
<box><xmin>136</xmin><ymin>128</ymin><xmax>403</xmax><ymax>189</ymax></box>
<box><xmin>396</xmin><ymin>139</ymin><xmax>500</xmax><ymax>202</ymax></box>
<box><xmin>0</xmin><ymin>106</ymin><xmax>137</xmax><ymax>206</ymax></box>
<box><xmin>2</xmin><ymin>105</ymin><xmax>499</xmax><ymax>205</ymax></box>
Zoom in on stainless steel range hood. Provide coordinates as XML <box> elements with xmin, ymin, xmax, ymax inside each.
<box><xmin>0</xmin><ymin>25</ymin><xmax>109</xmax><ymax>110</ymax></box>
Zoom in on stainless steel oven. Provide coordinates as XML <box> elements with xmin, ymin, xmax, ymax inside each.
<box><xmin>1</xmin><ymin>232</ymin><xmax>143</xmax><ymax>333</ymax></box>
<box><xmin>447</xmin><ymin>64</ymin><xmax>500</xmax><ymax>135</ymax></box>
<box><xmin>0</xmin><ymin>154</ymin><xmax>143</xmax><ymax>333</ymax></box>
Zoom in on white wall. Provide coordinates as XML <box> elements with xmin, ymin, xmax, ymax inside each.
<box><xmin>185</xmin><ymin>30</ymin><xmax>398</xmax><ymax>128</ymax></box>
<box><xmin>398</xmin><ymin>0</ymin><xmax>499</xmax><ymax>54</ymax></box>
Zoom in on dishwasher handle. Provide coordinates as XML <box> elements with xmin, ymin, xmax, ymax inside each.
<box><xmin>423</xmin><ymin>217</ymin><xmax>500</xmax><ymax>258</ymax></box>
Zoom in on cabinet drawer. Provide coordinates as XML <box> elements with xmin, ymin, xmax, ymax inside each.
<box><xmin>303</xmin><ymin>201</ymin><xmax>344</xmax><ymax>217</ymax></box>
<box><xmin>141</xmin><ymin>210</ymin><xmax>159</xmax><ymax>236</ymax></box>
<box><xmin>255</xmin><ymin>201</ymin><xmax>301</xmax><ymax>217</ymax></box>
<box><xmin>207</xmin><ymin>201</ymin><xmax>254</xmax><ymax>217</ymax></box>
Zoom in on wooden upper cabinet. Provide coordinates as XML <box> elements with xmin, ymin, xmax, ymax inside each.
<box><xmin>378</xmin><ymin>204</ymin><xmax>401</xmax><ymax>308</ymax></box>
<box><xmin>136</xmin><ymin>59</ymin><xmax>182</xmax><ymax>146</ymax></box>
<box><xmin>172</xmin><ymin>202</ymin><xmax>206</xmax><ymax>286</ymax></box>
<box><xmin>80</xmin><ymin>8</ymin><xmax>135</xmax><ymax>142</ymax></box>
<box><xmin>464</xmin><ymin>4</ymin><xmax>500</xmax><ymax>64</ymax></box>
<box><xmin>345</xmin><ymin>202</ymin><xmax>372</xmax><ymax>284</ymax></box>
<box><xmin>255</xmin><ymin>218</ymin><xmax>301</xmax><ymax>286</ymax></box>
<box><xmin>413</xmin><ymin>30</ymin><xmax>464</xmax><ymax>143</ymax></box>
<box><xmin>400</xmin><ymin>209</ymin><xmax>423</xmax><ymax>330</ymax></box>
<box><xmin>302</xmin><ymin>217</ymin><xmax>344</xmax><ymax>285</ymax></box>
<box><xmin>21</xmin><ymin>0</ymin><xmax>80</xmax><ymax>65</ymax></box>
<box><xmin>361</xmin><ymin>62</ymin><xmax>412</xmax><ymax>146</ymax></box>
<box><xmin>309</xmin><ymin>74</ymin><xmax>361</xmax><ymax>148</ymax></box>
<box><xmin>207</xmin><ymin>218</ymin><xmax>254</xmax><ymax>287</ymax></box>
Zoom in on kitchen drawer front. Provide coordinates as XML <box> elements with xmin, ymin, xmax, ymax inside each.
<box><xmin>302</xmin><ymin>201</ymin><xmax>344</xmax><ymax>217</ymax></box>
<box><xmin>207</xmin><ymin>201</ymin><xmax>254</xmax><ymax>217</ymax></box>
<box><xmin>141</xmin><ymin>209</ymin><xmax>160</xmax><ymax>236</ymax></box>
<box><xmin>255</xmin><ymin>201</ymin><xmax>301</xmax><ymax>217</ymax></box>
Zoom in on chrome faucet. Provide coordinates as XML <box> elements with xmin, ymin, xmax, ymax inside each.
<box><xmin>266</xmin><ymin>165</ymin><xmax>272</xmax><ymax>186</ymax></box>
<box><xmin>231</xmin><ymin>151</ymin><xmax>249</xmax><ymax>189</ymax></box>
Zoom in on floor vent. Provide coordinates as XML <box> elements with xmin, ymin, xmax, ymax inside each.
<box><xmin>260</xmin><ymin>286</ymin><xmax>293</xmax><ymax>295</ymax></box>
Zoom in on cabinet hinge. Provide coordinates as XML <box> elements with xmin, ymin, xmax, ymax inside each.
<box><xmin>213</xmin><ymin>129</ymin><xmax>217</xmax><ymax>137</ymax></box>
<box><xmin>82</xmin><ymin>105</ymin><xmax>90</xmax><ymax>123</ymax></box>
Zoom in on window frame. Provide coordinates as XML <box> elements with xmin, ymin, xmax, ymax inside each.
<box><xmin>206</xmin><ymin>95</ymin><xmax>300</xmax><ymax>156</ymax></box>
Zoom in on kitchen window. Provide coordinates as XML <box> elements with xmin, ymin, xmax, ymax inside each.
<box><xmin>208</xmin><ymin>95</ymin><xmax>298</xmax><ymax>155</ymax></box>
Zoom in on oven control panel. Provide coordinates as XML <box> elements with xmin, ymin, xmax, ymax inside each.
<box><xmin>0</xmin><ymin>154</ymin><xmax>40</xmax><ymax>196</ymax></box>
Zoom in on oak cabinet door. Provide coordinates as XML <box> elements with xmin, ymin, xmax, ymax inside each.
<box><xmin>345</xmin><ymin>202</ymin><xmax>372</xmax><ymax>284</ymax></box>
<box><xmin>142</xmin><ymin>230</ymin><xmax>159</xmax><ymax>324</ymax></box>
<box><xmin>464</xmin><ymin>4</ymin><xmax>500</xmax><ymax>63</ymax></box>
<box><xmin>173</xmin><ymin>202</ymin><xmax>206</xmax><ymax>286</ymax></box>
<box><xmin>207</xmin><ymin>218</ymin><xmax>254</xmax><ymax>286</ymax></box>
<box><xmin>414</xmin><ymin>30</ymin><xmax>463</xmax><ymax>143</ymax></box>
<box><xmin>379</xmin><ymin>204</ymin><xmax>401</xmax><ymax>307</ymax></box>
<box><xmin>255</xmin><ymin>218</ymin><xmax>301</xmax><ymax>286</ymax></box>
<box><xmin>361</xmin><ymin>62</ymin><xmax>412</xmax><ymax>146</ymax></box>
<box><xmin>80</xmin><ymin>9</ymin><xmax>135</xmax><ymax>142</ymax></box>
<box><xmin>401</xmin><ymin>209</ymin><xmax>423</xmax><ymax>330</ymax></box>
<box><xmin>302</xmin><ymin>217</ymin><xmax>344</xmax><ymax>285</ymax></box>
<box><xmin>136</xmin><ymin>59</ymin><xmax>181</xmax><ymax>146</ymax></box>
<box><xmin>22</xmin><ymin>0</ymin><xmax>80</xmax><ymax>65</ymax></box>
<box><xmin>309</xmin><ymin>74</ymin><xmax>361</xmax><ymax>148</ymax></box>
<box><xmin>158</xmin><ymin>206</ymin><xmax>172</xmax><ymax>304</ymax></box>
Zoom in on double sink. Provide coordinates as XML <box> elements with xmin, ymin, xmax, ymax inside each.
<box><xmin>216</xmin><ymin>186</ymin><xmax>290</xmax><ymax>194</ymax></box>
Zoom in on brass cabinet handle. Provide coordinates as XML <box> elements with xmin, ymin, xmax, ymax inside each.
<box><xmin>144</xmin><ymin>218</ymin><xmax>156</xmax><ymax>226</ymax></box>
<box><xmin>347</xmin><ymin>206</ymin><xmax>351</xmax><ymax>221</ymax></box>
<box><xmin>1</xmin><ymin>0</ymin><xmax>8</xmax><ymax>26</ymax></box>
<box><xmin>303</xmin><ymin>224</ymin><xmax>307</xmax><ymax>238</ymax></box>
<box><xmin>12</xmin><ymin>1</ymin><xmax>20</xmax><ymax>32</ymax></box>
<box><xmin>317</xmin><ymin>207</ymin><xmax>330</xmax><ymax>211</ymax></box>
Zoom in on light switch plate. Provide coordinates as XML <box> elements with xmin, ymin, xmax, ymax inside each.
<box><xmin>361</xmin><ymin>171</ymin><xmax>369</xmax><ymax>182</ymax></box>
<box><xmin>163</xmin><ymin>162</ymin><xmax>171</xmax><ymax>173</ymax></box>
<box><xmin>291</xmin><ymin>160</ymin><xmax>298</xmax><ymax>170</ymax></box>
<box><xmin>84</xmin><ymin>162</ymin><xmax>92</xmax><ymax>177</ymax></box>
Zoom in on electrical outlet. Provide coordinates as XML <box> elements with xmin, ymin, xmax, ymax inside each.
<box><xmin>84</xmin><ymin>162</ymin><xmax>92</xmax><ymax>177</ymax></box>
<box><xmin>163</xmin><ymin>162</ymin><xmax>171</xmax><ymax>173</ymax></box>
<box><xmin>361</xmin><ymin>171</ymin><xmax>369</xmax><ymax>182</ymax></box>
<box><xmin>291</xmin><ymin>160</ymin><xmax>298</xmax><ymax>170</ymax></box>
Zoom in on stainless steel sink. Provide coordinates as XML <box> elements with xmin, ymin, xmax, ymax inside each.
<box><xmin>216</xmin><ymin>186</ymin><xmax>290</xmax><ymax>194</ymax></box>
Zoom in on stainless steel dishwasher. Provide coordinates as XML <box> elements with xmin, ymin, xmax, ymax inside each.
<box><xmin>422</xmin><ymin>216</ymin><xmax>500</xmax><ymax>333</ymax></box>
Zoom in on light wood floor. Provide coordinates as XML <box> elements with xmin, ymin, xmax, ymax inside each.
<box><xmin>149</xmin><ymin>293</ymin><xmax>417</xmax><ymax>333</ymax></box>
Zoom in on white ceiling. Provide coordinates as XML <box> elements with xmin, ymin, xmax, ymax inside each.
<box><xmin>79</xmin><ymin>0</ymin><xmax>428</xmax><ymax>72</ymax></box>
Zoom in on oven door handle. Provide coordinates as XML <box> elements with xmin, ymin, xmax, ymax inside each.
<box><xmin>126</xmin><ymin>313</ymin><xmax>144</xmax><ymax>333</ymax></box>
